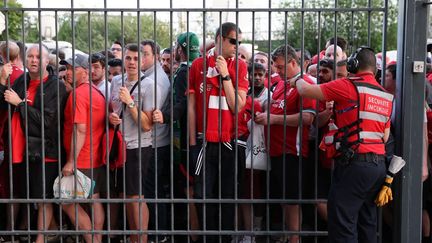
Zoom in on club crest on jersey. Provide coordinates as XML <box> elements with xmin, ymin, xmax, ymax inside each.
<box><xmin>199</xmin><ymin>82</ymin><xmax>213</xmax><ymax>93</ymax></box>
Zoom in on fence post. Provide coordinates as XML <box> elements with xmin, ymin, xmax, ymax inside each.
<box><xmin>394</xmin><ymin>1</ymin><xmax>429</xmax><ymax>243</ymax></box>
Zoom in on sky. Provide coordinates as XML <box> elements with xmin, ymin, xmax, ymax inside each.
<box><xmin>17</xmin><ymin>0</ymin><xmax>281</xmax><ymax>10</ymax></box>
<box><xmin>16</xmin><ymin>0</ymin><xmax>286</xmax><ymax>44</ymax></box>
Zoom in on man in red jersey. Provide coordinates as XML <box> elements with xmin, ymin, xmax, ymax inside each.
<box><xmin>254</xmin><ymin>44</ymin><xmax>316</xmax><ymax>243</ymax></box>
<box><xmin>61</xmin><ymin>54</ymin><xmax>106</xmax><ymax>243</ymax></box>
<box><xmin>188</xmin><ymin>22</ymin><xmax>249</xmax><ymax>243</ymax></box>
<box><xmin>291</xmin><ymin>46</ymin><xmax>392</xmax><ymax>243</ymax></box>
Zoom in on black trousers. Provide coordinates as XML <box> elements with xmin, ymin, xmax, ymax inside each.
<box><xmin>194</xmin><ymin>141</ymin><xmax>244</xmax><ymax>243</ymax></box>
<box><xmin>327</xmin><ymin>154</ymin><xmax>386</xmax><ymax>243</ymax></box>
<box><xmin>145</xmin><ymin>145</ymin><xmax>171</xmax><ymax>235</ymax></box>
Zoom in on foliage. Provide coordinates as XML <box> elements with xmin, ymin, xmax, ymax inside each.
<box><xmin>0</xmin><ymin>0</ymin><xmax>24</xmax><ymax>41</ymax></box>
<box><xmin>57</xmin><ymin>13</ymin><xmax>172</xmax><ymax>53</ymax></box>
<box><xmin>272</xmin><ymin>0</ymin><xmax>399</xmax><ymax>55</ymax></box>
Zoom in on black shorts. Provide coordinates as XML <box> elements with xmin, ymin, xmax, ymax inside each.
<box><xmin>118</xmin><ymin>146</ymin><xmax>153</xmax><ymax>196</ymax></box>
<box><xmin>14</xmin><ymin>161</ymin><xmax>60</xmax><ymax>199</ymax></box>
<box><xmin>79</xmin><ymin>166</ymin><xmax>107</xmax><ymax>195</ymax></box>
<box><xmin>270</xmin><ymin>154</ymin><xmax>301</xmax><ymax>202</ymax></box>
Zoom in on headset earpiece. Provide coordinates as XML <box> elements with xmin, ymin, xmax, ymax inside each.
<box><xmin>346</xmin><ymin>46</ymin><xmax>374</xmax><ymax>74</ymax></box>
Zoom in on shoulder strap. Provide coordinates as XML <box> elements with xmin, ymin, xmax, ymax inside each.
<box><xmin>118</xmin><ymin>75</ymin><xmax>145</xmax><ymax>119</ymax></box>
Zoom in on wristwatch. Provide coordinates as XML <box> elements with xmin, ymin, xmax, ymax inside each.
<box><xmin>221</xmin><ymin>75</ymin><xmax>231</xmax><ymax>81</ymax></box>
<box><xmin>127</xmin><ymin>101</ymin><xmax>135</xmax><ymax>108</ymax></box>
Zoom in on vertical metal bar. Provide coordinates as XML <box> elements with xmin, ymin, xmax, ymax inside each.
<box><xmin>201</xmin><ymin>4</ymin><xmax>207</xmax><ymax>242</ymax></box>
<box><xmin>169</xmin><ymin>2</ymin><xmax>174</xmax><ymax>241</ymax></box>
<box><xmin>86</xmin><ymin>11</ymin><xmax>95</xmax><ymax>242</ymax></box>
<box><xmin>54</xmin><ymin>10</ymin><xmax>64</xmax><ymax>243</ymax></box>
<box><xmin>217</xmin><ymin>11</ymin><xmax>222</xmax><ymax>243</ymax></box>
<box><xmin>152</xmin><ymin>10</ymin><xmax>159</xmax><ymax>242</ymax></box>
<box><xmin>367</xmin><ymin>0</ymin><xmax>372</xmax><ymax>47</ymax></box>
<box><xmin>4</xmin><ymin>1</ymin><xmax>16</xmax><ymax>239</ymax></box>
<box><xmin>299</xmin><ymin>2</ymin><xmax>306</xmax><ymax>241</ymax></box>
<box><xmin>103</xmin><ymin>2</ymin><xmax>111</xmax><ymax>241</ymax></box>
<box><xmin>282</xmin><ymin>11</ymin><xmax>288</xmax><ymax>236</ymax></box>
<box><xmin>69</xmin><ymin>2</ymin><xmax>79</xmax><ymax>239</ymax></box>
<box><xmin>120</xmin><ymin>10</ymin><xmax>127</xmax><ymax>243</ymax></box>
<box><xmin>393</xmin><ymin>1</ymin><xmax>428</xmax><ymax>243</ymax></box>
<box><xmin>314</xmin><ymin>10</ymin><xmax>323</xmax><ymax>243</ymax></box>
<box><xmin>266</xmin><ymin>3</ymin><xmax>272</xmax><ymax>242</ymax></box>
<box><xmin>21</xmin><ymin>7</ymin><xmax>30</xmax><ymax>241</ymax></box>
<box><xmin>250</xmin><ymin>10</ymin><xmax>256</xmax><ymax>241</ymax></box>
<box><xmin>350</xmin><ymin>11</ymin><xmax>354</xmax><ymax>53</ymax></box>
<box><xmin>37</xmin><ymin>0</ymin><xmax>47</xmax><ymax>240</ymax></box>
<box><xmin>234</xmin><ymin>1</ymin><xmax>240</xmax><ymax>240</ymax></box>
<box><xmin>380</xmin><ymin>0</ymin><xmax>389</xmax><ymax>86</ymax></box>
<box><xmin>136</xmin><ymin>4</ymin><xmax>143</xmax><ymax>242</ymax></box>
<box><xmin>185</xmin><ymin>11</ymin><xmax>191</xmax><ymax>243</ymax></box>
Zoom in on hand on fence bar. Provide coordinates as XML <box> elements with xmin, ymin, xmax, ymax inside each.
<box><xmin>109</xmin><ymin>112</ymin><xmax>122</xmax><ymax>126</ymax></box>
<box><xmin>3</xmin><ymin>89</ymin><xmax>22</xmax><ymax>106</ymax></box>
<box><xmin>152</xmin><ymin>109</ymin><xmax>164</xmax><ymax>124</ymax></box>
<box><xmin>0</xmin><ymin>63</ymin><xmax>12</xmax><ymax>85</ymax></box>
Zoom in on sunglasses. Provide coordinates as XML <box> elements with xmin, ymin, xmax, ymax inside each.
<box><xmin>225</xmin><ymin>37</ymin><xmax>242</xmax><ymax>46</ymax></box>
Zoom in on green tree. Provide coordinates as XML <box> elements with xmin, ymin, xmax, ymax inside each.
<box><xmin>0</xmin><ymin>0</ymin><xmax>24</xmax><ymax>41</ymax></box>
<box><xmin>57</xmin><ymin>13</ymin><xmax>171</xmax><ymax>53</ymax></box>
<box><xmin>273</xmin><ymin>0</ymin><xmax>398</xmax><ymax>55</ymax></box>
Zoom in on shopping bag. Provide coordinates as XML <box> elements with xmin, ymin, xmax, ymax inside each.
<box><xmin>53</xmin><ymin>170</ymin><xmax>95</xmax><ymax>199</ymax></box>
<box><xmin>245</xmin><ymin>121</ymin><xmax>270</xmax><ymax>171</ymax></box>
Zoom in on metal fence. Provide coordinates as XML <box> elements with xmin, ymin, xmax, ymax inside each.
<box><xmin>0</xmin><ymin>0</ymin><xmax>429</xmax><ymax>243</ymax></box>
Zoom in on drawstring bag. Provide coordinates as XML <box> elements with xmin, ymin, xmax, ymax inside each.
<box><xmin>53</xmin><ymin>170</ymin><xmax>95</xmax><ymax>199</ymax></box>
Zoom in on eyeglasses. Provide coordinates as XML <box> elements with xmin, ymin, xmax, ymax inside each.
<box><xmin>225</xmin><ymin>37</ymin><xmax>242</xmax><ymax>46</ymax></box>
<box><xmin>273</xmin><ymin>59</ymin><xmax>293</xmax><ymax>71</ymax></box>
<box><xmin>111</xmin><ymin>47</ymin><xmax>122</xmax><ymax>52</ymax></box>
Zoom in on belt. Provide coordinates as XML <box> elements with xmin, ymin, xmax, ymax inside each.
<box><xmin>352</xmin><ymin>153</ymin><xmax>385</xmax><ymax>162</ymax></box>
<box><xmin>335</xmin><ymin>152</ymin><xmax>385</xmax><ymax>165</ymax></box>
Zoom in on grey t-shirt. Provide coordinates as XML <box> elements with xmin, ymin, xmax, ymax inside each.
<box><xmin>110</xmin><ymin>65</ymin><xmax>170</xmax><ymax>149</ymax></box>
<box><xmin>142</xmin><ymin>64</ymin><xmax>170</xmax><ymax>148</ymax></box>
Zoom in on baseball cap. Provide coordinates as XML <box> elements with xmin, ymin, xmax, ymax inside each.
<box><xmin>177</xmin><ymin>32</ymin><xmax>200</xmax><ymax>62</ymax></box>
<box><xmin>60</xmin><ymin>53</ymin><xmax>89</xmax><ymax>69</ymax></box>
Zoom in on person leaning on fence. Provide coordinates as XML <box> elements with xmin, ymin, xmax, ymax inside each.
<box><xmin>188</xmin><ymin>22</ymin><xmax>249</xmax><ymax>243</ymax></box>
<box><xmin>254</xmin><ymin>44</ymin><xmax>317</xmax><ymax>243</ymax></box>
<box><xmin>109</xmin><ymin>44</ymin><xmax>154</xmax><ymax>243</ymax></box>
<box><xmin>61</xmin><ymin>54</ymin><xmax>107</xmax><ymax>243</ymax></box>
<box><xmin>290</xmin><ymin>46</ymin><xmax>393</xmax><ymax>243</ymax></box>
<box><xmin>0</xmin><ymin>44</ymin><xmax>67</xmax><ymax>243</ymax></box>
<box><xmin>152</xmin><ymin>31</ymin><xmax>201</xmax><ymax>242</ymax></box>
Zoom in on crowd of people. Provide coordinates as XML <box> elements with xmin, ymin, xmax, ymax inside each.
<box><xmin>0</xmin><ymin>21</ymin><xmax>430</xmax><ymax>243</ymax></box>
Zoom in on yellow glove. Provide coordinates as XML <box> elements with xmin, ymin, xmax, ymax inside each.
<box><xmin>375</xmin><ymin>177</ymin><xmax>394</xmax><ymax>207</ymax></box>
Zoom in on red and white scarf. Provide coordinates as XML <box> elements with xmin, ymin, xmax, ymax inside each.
<box><xmin>205</xmin><ymin>49</ymin><xmax>234</xmax><ymax>143</ymax></box>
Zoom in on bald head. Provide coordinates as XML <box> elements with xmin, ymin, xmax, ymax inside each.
<box><xmin>325</xmin><ymin>44</ymin><xmax>345</xmax><ymax>62</ymax></box>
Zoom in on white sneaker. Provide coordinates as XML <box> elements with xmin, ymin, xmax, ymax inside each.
<box><xmin>239</xmin><ymin>236</ymin><xmax>255</xmax><ymax>243</ymax></box>
<box><xmin>253</xmin><ymin>216</ymin><xmax>263</xmax><ymax>231</ymax></box>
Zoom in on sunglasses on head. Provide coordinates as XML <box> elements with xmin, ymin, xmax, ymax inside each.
<box><xmin>225</xmin><ymin>37</ymin><xmax>241</xmax><ymax>46</ymax></box>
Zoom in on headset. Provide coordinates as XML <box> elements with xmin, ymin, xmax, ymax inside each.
<box><xmin>346</xmin><ymin>46</ymin><xmax>375</xmax><ymax>74</ymax></box>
